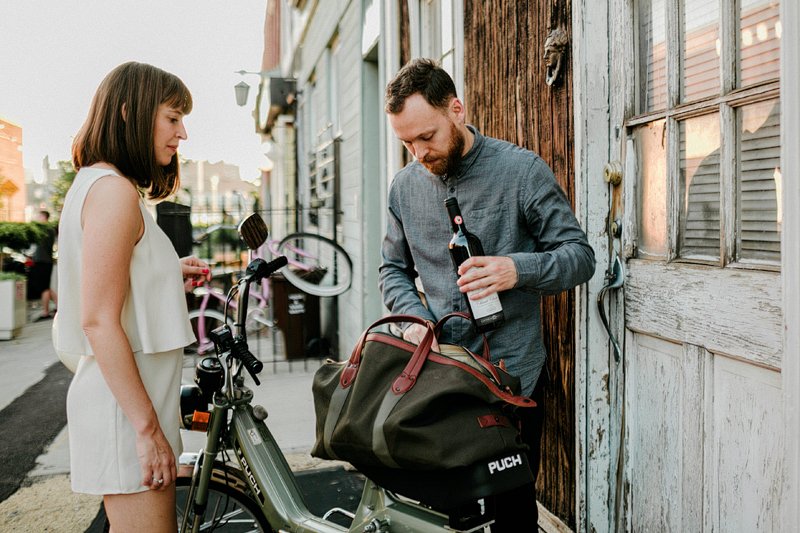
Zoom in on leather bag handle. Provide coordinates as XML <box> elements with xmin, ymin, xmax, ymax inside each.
<box><xmin>433</xmin><ymin>311</ymin><xmax>491</xmax><ymax>359</ymax></box>
<box><xmin>434</xmin><ymin>312</ymin><xmax>506</xmax><ymax>385</ymax></box>
<box><xmin>340</xmin><ymin>314</ymin><xmax>434</xmax><ymax>388</ymax></box>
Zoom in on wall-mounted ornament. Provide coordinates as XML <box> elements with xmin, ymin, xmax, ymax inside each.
<box><xmin>543</xmin><ymin>27</ymin><xmax>569</xmax><ymax>87</ymax></box>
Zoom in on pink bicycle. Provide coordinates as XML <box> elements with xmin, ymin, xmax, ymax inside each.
<box><xmin>185</xmin><ymin>224</ymin><xmax>352</xmax><ymax>362</ymax></box>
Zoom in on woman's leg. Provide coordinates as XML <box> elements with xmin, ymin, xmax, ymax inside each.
<box><xmin>104</xmin><ymin>487</ymin><xmax>176</xmax><ymax>533</ymax></box>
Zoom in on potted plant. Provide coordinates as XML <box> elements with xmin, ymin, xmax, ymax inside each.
<box><xmin>0</xmin><ymin>221</ymin><xmax>46</xmax><ymax>340</ymax></box>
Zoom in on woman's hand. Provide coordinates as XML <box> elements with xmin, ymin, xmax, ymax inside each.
<box><xmin>180</xmin><ymin>256</ymin><xmax>211</xmax><ymax>292</ymax></box>
<box><xmin>136</xmin><ymin>426</ymin><xmax>177</xmax><ymax>491</ymax></box>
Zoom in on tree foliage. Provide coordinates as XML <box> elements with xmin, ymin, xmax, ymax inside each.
<box><xmin>0</xmin><ymin>221</ymin><xmax>46</xmax><ymax>252</ymax></box>
<box><xmin>49</xmin><ymin>160</ymin><xmax>77</xmax><ymax>215</ymax></box>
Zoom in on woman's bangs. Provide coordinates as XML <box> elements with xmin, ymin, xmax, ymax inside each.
<box><xmin>163</xmin><ymin>79</ymin><xmax>193</xmax><ymax>114</ymax></box>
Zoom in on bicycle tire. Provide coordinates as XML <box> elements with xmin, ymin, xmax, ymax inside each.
<box><xmin>176</xmin><ymin>475</ymin><xmax>272</xmax><ymax>532</ymax></box>
<box><xmin>276</xmin><ymin>232</ymin><xmax>353</xmax><ymax>297</ymax></box>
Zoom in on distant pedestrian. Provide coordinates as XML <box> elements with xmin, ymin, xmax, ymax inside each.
<box><xmin>28</xmin><ymin>209</ymin><xmax>57</xmax><ymax>320</ymax></box>
<box><xmin>53</xmin><ymin>61</ymin><xmax>210</xmax><ymax>533</ymax></box>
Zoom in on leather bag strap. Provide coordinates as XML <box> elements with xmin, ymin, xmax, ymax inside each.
<box><xmin>426</xmin><ymin>352</ymin><xmax>537</xmax><ymax>408</ymax></box>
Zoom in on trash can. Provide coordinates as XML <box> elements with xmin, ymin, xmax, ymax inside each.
<box><xmin>271</xmin><ymin>272</ymin><xmax>323</xmax><ymax>360</ymax></box>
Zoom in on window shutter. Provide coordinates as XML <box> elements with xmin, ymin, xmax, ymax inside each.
<box><xmin>682</xmin><ymin>1</ymin><xmax>720</xmax><ymax>102</ymax></box>
<box><xmin>679</xmin><ymin>114</ymin><xmax>721</xmax><ymax>259</ymax></box>
<box><xmin>738</xmin><ymin>100</ymin><xmax>781</xmax><ymax>262</ymax></box>
<box><xmin>639</xmin><ymin>0</ymin><xmax>667</xmax><ymax>112</ymax></box>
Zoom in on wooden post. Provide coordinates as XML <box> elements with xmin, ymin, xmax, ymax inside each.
<box><xmin>781</xmin><ymin>0</ymin><xmax>800</xmax><ymax>530</ymax></box>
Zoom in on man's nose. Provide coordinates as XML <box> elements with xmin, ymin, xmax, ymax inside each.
<box><xmin>414</xmin><ymin>143</ymin><xmax>429</xmax><ymax>160</ymax></box>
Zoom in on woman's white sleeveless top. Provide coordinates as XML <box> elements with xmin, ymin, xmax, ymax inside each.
<box><xmin>54</xmin><ymin>167</ymin><xmax>195</xmax><ymax>357</ymax></box>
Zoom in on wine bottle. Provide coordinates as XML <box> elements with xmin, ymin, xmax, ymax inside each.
<box><xmin>444</xmin><ymin>197</ymin><xmax>505</xmax><ymax>332</ymax></box>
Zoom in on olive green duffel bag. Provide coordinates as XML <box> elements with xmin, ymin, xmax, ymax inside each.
<box><xmin>311</xmin><ymin>312</ymin><xmax>536</xmax><ymax>471</ymax></box>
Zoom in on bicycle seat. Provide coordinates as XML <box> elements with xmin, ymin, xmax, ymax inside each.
<box><xmin>357</xmin><ymin>450</ymin><xmax>533</xmax><ymax>511</ymax></box>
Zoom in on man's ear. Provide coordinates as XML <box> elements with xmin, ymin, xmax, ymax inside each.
<box><xmin>121</xmin><ymin>103</ymin><xmax>127</xmax><ymax>122</ymax></box>
<box><xmin>449</xmin><ymin>97</ymin><xmax>466</xmax><ymax>122</ymax></box>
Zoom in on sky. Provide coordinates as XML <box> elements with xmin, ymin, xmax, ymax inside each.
<box><xmin>0</xmin><ymin>0</ymin><xmax>269</xmax><ymax>183</ymax></box>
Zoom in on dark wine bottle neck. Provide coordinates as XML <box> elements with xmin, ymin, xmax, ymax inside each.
<box><xmin>445</xmin><ymin>201</ymin><xmax>465</xmax><ymax>235</ymax></box>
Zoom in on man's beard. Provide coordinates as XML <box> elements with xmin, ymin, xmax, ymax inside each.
<box><xmin>421</xmin><ymin>122</ymin><xmax>465</xmax><ymax>177</ymax></box>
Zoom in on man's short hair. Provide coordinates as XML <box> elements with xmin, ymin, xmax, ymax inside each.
<box><xmin>384</xmin><ymin>58</ymin><xmax>458</xmax><ymax>114</ymax></box>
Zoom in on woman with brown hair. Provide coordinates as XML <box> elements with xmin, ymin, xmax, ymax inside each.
<box><xmin>54</xmin><ymin>61</ymin><xmax>210</xmax><ymax>532</ymax></box>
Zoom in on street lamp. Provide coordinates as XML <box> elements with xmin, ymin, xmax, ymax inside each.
<box><xmin>234</xmin><ymin>70</ymin><xmax>265</xmax><ymax>107</ymax></box>
<box><xmin>234</xmin><ymin>81</ymin><xmax>251</xmax><ymax>107</ymax></box>
<box><xmin>234</xmin><ymin>69</ymin><xmax>297</xmax><ymax>136</ymax></box>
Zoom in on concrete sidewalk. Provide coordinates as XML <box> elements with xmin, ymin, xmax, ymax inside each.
<box><xmin>0</xmin><ymin>314</ymin><xmax>340</xmax><ymax>532</ymax></box>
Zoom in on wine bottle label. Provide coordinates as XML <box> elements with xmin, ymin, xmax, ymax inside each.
<box><xmin>466</xmin><ymin>268</ymin><xmax>503</xmax><ymax>319</ymax></box>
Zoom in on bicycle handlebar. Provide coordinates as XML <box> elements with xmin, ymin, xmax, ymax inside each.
<box><xmin>231</xmin><ymin>255</ymin><xmax>289</xmax><ymax>386</ymax></box>
<box><xmin>243</xmin><ymin>256</ymin><xmax>289</xmax><ymax>282</ymax></box>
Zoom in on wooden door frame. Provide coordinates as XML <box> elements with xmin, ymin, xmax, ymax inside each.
<box><xmin>572</xmin><ymin>0</ymin><xmax>616</xmax><ymax>531</ymax></box>
<box><xmin>781</xmin><ymin>1</ymin><xmax>800</xmax><ymax>530</ymax></box>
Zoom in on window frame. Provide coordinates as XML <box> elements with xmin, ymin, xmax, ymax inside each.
<box><xmin>627</xmin><ymin>0</ymin><xmax>781</xmax><ymax>271</ymax></box>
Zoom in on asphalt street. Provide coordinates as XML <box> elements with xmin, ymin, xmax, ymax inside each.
<box><xmin>0</xmin><ymin>314</ymin><xmax>364</xmax><ymax>532</ymax></box>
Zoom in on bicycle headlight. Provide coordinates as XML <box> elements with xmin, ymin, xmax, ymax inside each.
<box><xmin>194</xmin><ymin>356</ymin><xmax>224</xmax><ymax>403</ymax></box>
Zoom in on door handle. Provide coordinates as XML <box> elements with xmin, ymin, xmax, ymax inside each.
<box><xmin>597</xmin><ymin>255</ymin><xmax>624</xmax><ymax>362</ymax></box>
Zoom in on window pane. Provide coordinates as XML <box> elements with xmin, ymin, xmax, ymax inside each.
<box><xmin>739</xmin><ymin>0</ymin><xmax>781</xmax><ymax>87</ymax></box>
<box><xmin>635</xmin><ymin>121</ymin><xmax>668</xmax><ymax>258</ymax></box>
<box><xmin>441</xmin><ymin>0</ymin><xmax>453</xmax><ymax>52</ymax></box>
<box><xmin>682</xmin><ymin>0</ymin><xmax>720</xmax><ymax>102</ymax></box>
<box><xmin>679</xmin><ymin>114</ymin><xmax>720</xmax><ymax>259</ymax></box>
<box><xmin>638</xmin><ymin>0</ymin><xmax>667</xmax><ymax>112</ymax></box>
<box><xmin>738</xmin><ymin>99</ymin><xmax>781</xmax><ymax>263</ymax></box>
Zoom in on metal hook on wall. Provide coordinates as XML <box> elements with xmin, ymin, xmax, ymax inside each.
<box><xmin>597</xmin><ymin>254</ymin><xmax>624</xmax><ymax>362</ymax></box>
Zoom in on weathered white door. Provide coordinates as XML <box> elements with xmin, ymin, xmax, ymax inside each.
<box><xmin>609</xmin><ymin>1</ymin><xmax>785</xmax><ymax>531</ymax></box>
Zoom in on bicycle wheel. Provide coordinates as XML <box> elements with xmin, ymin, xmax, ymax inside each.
<box><xmin>276</xmin><ymin>233</ymin><xmax>353</xmax><ymax>297</ymax></box>
<box><xmin>176</xmin><ymin>475</ymin><xmax>271</xmax><ymax>532</ymax></box>
<box><xmin>186</xmin><ymin>309</ymin><xmax>228</xmax><ymax>364</ymax></box>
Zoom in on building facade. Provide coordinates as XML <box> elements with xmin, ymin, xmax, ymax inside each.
<box><xmin>0</xmin><ymin>118</ymin><xmax>26</xmax><ymax>221</ymax></box>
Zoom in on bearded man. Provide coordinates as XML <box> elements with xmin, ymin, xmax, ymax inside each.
<box><xmin>379</xmin><ymin>57</ymin><xmax>595</xmax><ymax>531</ymax></box>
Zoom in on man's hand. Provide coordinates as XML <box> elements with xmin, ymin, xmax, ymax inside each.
<box><xmin>402</xmin><ymin>323</ymin><xmax>440</xmax><ymax>351</ymax></box>
<box><xmin>456</xmin><ymin>256</ymin><xmax>518</xmax><ymax>300</ymax></box>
